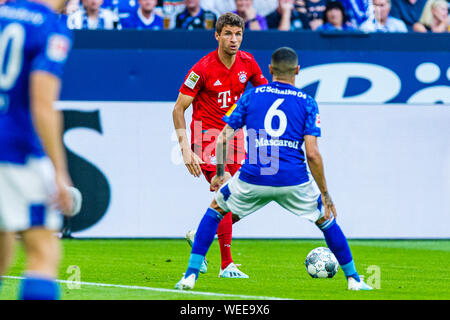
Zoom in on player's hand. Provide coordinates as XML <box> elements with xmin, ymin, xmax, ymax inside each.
<box><xmin>211</xmin><ymin>172</ymin><xmax>232</xmax><ymax>192</ymax></box>
<box><xmin>182</xmin><ymin>148</ymin><xmax>205</xmax><ymax>177</ymax></box>
<box><xmin>53</xmin><ymin>170</ymin><xmax>74</xmax><ymax>216</ymax></box>
<box><xmin>321</xmin><ymin>192</ymin><xmax>337</xmax><ymax>221</ymax></box>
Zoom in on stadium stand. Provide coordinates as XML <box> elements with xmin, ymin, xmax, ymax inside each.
<box><xmin>413</xmin><ymin>0</ymin><xmax>448</xmax><ymax>32</ymax></box>
<box><xmin>120</xmin><ymin>0</ymin><xmax>164</xmax><ymax>29</ymax></box>
<box><xmin>390</xmin><ymin>0</ymin><xmax>429</xmax><ymax>30</ymax></box>
<box><xmin>67</xmin><ymin>0</ymin><xmax>116</xmax><ymax>29</ymax></box>
<box><xmin>266</xmin><ymin>0</ymin><xmax>311</xmax><ymax>30</ymax></box>
<box><xmin>174</xmin><ymin>0</ymin><xmax>217</xmax><ymax>30</ymax></box>
<box><xmin>0</xmin><ymin>0</ymin><xmax>447</xmax><ymax>32</ymax></box>
<box><xmin>316</xmin><ymin>0</ymin><xmax>357</xmax><ymax>30</ymax></box>
<box><xmin>374</xmin><ymin>0</ymin><xmax>408</xmax><ymax>32</ymax></box>
<box><xmin>234</xmin><ymin>0</ymin><xmax>268</xmax><ymax>30</ymax></box>
<box><xmin>304</xmin><ymin>0</ymin><xmax>328</xmax><ymax>30</ymax></box>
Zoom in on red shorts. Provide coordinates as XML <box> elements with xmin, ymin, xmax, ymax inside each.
<box><xmin>201</xmin><ymin>163</ymin><xmax>242</xmax><ymax>191</ymax></box>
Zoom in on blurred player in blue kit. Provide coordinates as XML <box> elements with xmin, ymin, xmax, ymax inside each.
<box><xmin>175</xmin><ymin>47</ymin><xmax>373</xmax><ymax>291</ymax></box>
<box><xmin>0</xmin><ymin>0</ymin><xmax>80</xmax><ymax>299</ymax></box>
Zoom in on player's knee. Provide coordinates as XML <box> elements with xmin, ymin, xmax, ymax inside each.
<box><xmin>22</xmin><ymin>233</ymin><xmax>60</xmax><ymax>270</ymax></box>
<box><xmin>26</xmin><ymin>247</ymin><xmax>59</xmax><ymax>277</ymax></box>
<box><xmin>0</xmin><ymin>254</ymin><xmax>13</xmax><ymax>275</ymax></box>
<box><xmin>315</xmin><ymin>216</ymin><xmax>329</xmax><ymax>226</ymax></box>
<box><xmin>232</xmin><ymin>214</ymin><xmax>240</xmax><ymax>223</ymax></box>
<box><xmin>27</xmin><ymin>244</ymin><xmax>58</xmax><ymax>264</ymax></box>
<box><xmin>210</xmin><ymin>199</ymin><xmax>228</xmax><ymax>216</ymax></box>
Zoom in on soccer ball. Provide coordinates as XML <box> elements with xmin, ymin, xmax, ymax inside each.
<box><xmin>305</xmin><ymin>247</ymin><xmax>339</xmax><ymax>278</ymax></box>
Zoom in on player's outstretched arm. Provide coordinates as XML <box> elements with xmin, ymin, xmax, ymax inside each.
<box><xmin>30</xmin><ymin>71</ymin><xmax>73</xmax><ymax>215</ymax></box>
<box><xmin>304</xmin><ymin>135</ymin><xmax>337</xmax><ymax>220</ymax></box>
<box><xmin>172</xmin><ymin>93</ymin><xmax>205</xmax><ymax>177</ymax></box>
<box><xmin>211</xmin><ymin>124</ymin><xmax>236</xmax><ymax>191</ymax></box>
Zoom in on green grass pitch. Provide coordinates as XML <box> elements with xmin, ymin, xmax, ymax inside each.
<box><xmin>1</xmin><ymin>239</ymin><xmax>449</xmax><ymax>300</ymax></box>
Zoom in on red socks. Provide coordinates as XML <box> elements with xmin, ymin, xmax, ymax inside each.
<box><xmin>216</xmin><ymin>211</ymin><xmax>233</xmax><ymax>269</ymax></box>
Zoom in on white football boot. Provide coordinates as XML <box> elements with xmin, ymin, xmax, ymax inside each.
<box><xmin>185</xmin><ymin>230</ymin><xmax>208</xmax><ymax>274</ymax></box>
<box><xmin>347</xmin><ymin>277</ymin><xmax>373</xmax><ymax>291</ymax></box>
<box><xmin>219</xmin><ymin>262</ymin><xmax>249</xmax><ymax>279</ymax></box>
<box><xmin>175</xmin><ymin>274</ymin><xmax>196</xmax><ymax>290</ymax></box>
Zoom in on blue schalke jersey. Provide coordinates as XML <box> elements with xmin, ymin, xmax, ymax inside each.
<box><xmin>0</xmin><ymin>1</ymin><xmax>72</xmax><ymax>164</ymax></box>
<box><xmin>223</xmin><ymin>81</ymin><xmax>321</xmax><ymax>186</ymax></box>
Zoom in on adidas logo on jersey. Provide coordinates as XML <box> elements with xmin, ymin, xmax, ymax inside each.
<box><xmin>214</xmin><ymin>80</ymin><xmax>222</xmax><ymax>86</ymax></box>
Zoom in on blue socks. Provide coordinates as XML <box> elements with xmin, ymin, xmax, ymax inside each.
<box><xmin>19</xmin><ymin>274</ymin><xmax>60</xmax><ymax>300</ymax></box>
<box><xmin>185</xmin><ymin>208</ymin><xmax>224</xmax><ymax>279</ymax></box>
<box><xmin>318</xmin><ymin>218</ymin><xmax>360</xmax><ymax>282</ymax></box>
<box><xmin>185</xmin><ymin>208</ymin><xmax>361</xmax><ymax>283</ymax></box>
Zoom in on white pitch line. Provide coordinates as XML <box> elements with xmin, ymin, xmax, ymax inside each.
<box><xmin>2</xmin><ymin>276</ymin><xmax>291</xmax><ymax>300</ymax></box>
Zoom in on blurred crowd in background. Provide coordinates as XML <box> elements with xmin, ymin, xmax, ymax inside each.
<box><xmin>1</xmin><ymin>0</ymin><xmax>448</xmax><ymax>33</ymax></box>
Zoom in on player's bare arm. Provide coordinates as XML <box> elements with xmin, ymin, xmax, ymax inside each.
<box><xmin>172</xmin><ymin>92</ymin><xmax>205</xmax><ymax>177</ymax></box>
<box><xmin>30</xmin><ymin>71</ymin><xmax>73</xmax><ymax>215</ymax></box>
<box><xmin>304</xmin><ymin>135</ymin><xmax>337</xmax><ymax>221</ymax></box>
<box><xmin>210</xmin><ymin>124</ymin><xmax>236</xmax><ymax>191</ymax></box>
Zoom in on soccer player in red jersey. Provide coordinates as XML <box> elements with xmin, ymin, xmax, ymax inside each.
<box><xmin>172</xmin><ymin>12</ymin><xmax>268</xmax><ymax>278</ymax></box>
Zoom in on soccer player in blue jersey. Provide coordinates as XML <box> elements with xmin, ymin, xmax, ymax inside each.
<box><xmin>0</xmin><ymin>0</ymin><xmax>79</xmax><ymax>299</ymax></box>
<box><xmin>175</xmin><ymin>47</ymin><xmax>373</xmax><ymax>291</ymax></box>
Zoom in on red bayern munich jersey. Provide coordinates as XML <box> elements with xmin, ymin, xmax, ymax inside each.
<box><xmin>179</xmin><ymin>50</ymin><xmax>268</xmax><ymax>165</ymax></box>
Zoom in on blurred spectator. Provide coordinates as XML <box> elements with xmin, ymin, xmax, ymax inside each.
<box><xmin>266</xmin><ymin>0</ymin><xmax>310</xmax><ymax>30</ymax></box>
<box><xmin>317</xmin><ymin>0</ymin><xmax>357</xmax><ymax>30</ymax></box>
<box><xmin>390</xmin><ymin>0</ymin><xmax>428</xmax><ymax>30</ymax></box>
<box><xmin>67</xmin><ymin>0</ymin><xmax>116</xmax><ymax>29</ymax></box>
<box><xmin>102</xmin><ymin>0</ymin><xmax>139</xmax><ymax>20</ymax></box>
<box><xmin>304</xmin><ymin>0</ymin><xmax>329</xmax><ymax>30</ymax></box>
<box><xmin>340</xmin><ymin>0</ymin><xmax>377</xmax><ymax>31</ymax></box>
<box><xmin>253</xmin><ymin>0</ymin><xmax>279</xmax><ymax>16</ymax></box>
<box><xmin>234</xmin><ymin>0</ymin><xmax>268</xmax><ymax>30</ymax></box>
<box><xmin>201</xmin><ymin>0</ymin><xmax>278</xmax><ymax>17</ymax></box>
<box><xmin>65</xmin><ymin>0</ymin><xmax>81</xmax><ymax>14</ymax></box>
<box><xmin>201</xmin><ymin>0</ymin><xmax>236</xmax><ymax>14</ymax></box>
<box><xmin>175</xmin><ymin>0</ymin><xmax>217</xmax><ymax>29</ymax></box>
<box><xmin>373</xmin><ymin>0</ymin><xmax>408</xmax><ymax>32</ymax></box>
<box><xmin>294</xmin><ymin>0</ymin><xmax>308</xmax><ymax>17</ymax></box>
<box><xmin>121</xmin><ymin>0</ymin><xmax>163</xmax><ymax>29</ymax></box>
<box><xmin>413</xmin><ymin>0</ymin><xmax>448</xmax><ymax>32</ymax></box>
<box><xmin>155</xmin><ymin>0</ymin><xmax>186</xmax><ymax>29</ymax></box>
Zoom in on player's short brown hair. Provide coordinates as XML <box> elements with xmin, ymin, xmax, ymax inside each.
<box><xmin>216</xmin><ymin>13</ymin><xmax>245</xmax><ymax>34</ymax></box>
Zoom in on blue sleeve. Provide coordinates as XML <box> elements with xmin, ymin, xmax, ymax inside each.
<box><xmin>222</xmin><ymin>90</ymin><xmax>252</xmax><ymax>130</ymax></box>
<box><xmin>304</xmin><ymin>95</ymin><xmax>321</xmax><ymax>137</ymax></box>
<box><xmin>31</xmin><ymin>19</ymin><xmax>72</xmax><ymax>79</ymax></box>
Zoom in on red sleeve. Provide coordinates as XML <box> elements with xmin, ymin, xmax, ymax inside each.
<box><xmin>179</xmin><ymin>63</ymin><xmax>205</xmax><ymax>97</ymax></box>
<box><xmin>249</xmin><ymin>57</ymin><xmax>268</xmax><ymax>87</ymax></box>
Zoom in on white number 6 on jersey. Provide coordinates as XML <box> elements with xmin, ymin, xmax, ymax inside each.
<box><xmin>264</xmin><ymin>98</ymin><xmax>287</xmax><ymax>137</ymax></box>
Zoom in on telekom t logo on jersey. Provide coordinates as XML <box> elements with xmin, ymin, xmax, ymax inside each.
<box><xmin>218</xmin><ymin>90</ymin><xmax>243</xmax><ymax>108</ymax></box>
<box><xmin>218</xmin><ymin>90</ymin><xmax>231</xmax><ymax>108</ymax></box>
